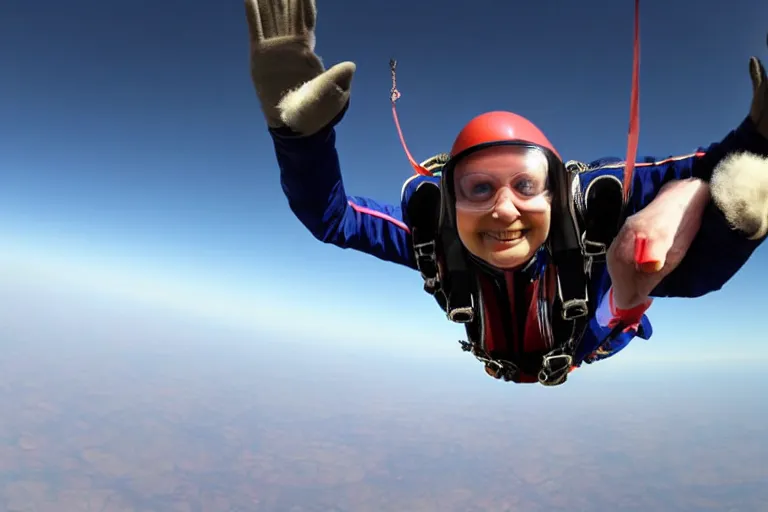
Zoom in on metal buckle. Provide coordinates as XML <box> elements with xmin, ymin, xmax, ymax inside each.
<box><xmin>581</xmin><ymin>231</ymin><xmax>607</xmax><ymax>257</ymax></box>
<box><xmin>538</xmin><ymin>353</ymin><xmax>573</xmax><ymax>386</ymax></box>
<box><xmin>413</xmin><ymin>240</ymin><xmax>435</xmax><ymax>258</ymax></box>
<box><xmin>555</xmin><ymin>274</ymin><xmax>589</xmax><ymax>320</ymax></box>
<box><xmin>423</xmin><ymin>277</ymin><xmax>439</xmax><ymax>292</ymax></box>
<box><xmin>565</xmin><ymin>160</ymin><xmax>589</xmax><ymax>174</ymax></box>
<box><xmin>464</xmin><ymin>345</ymin><xmax>521</xmax><ymax>383</ymax></box>
<box><xmin>496</xmin><ymin>360</ymin><xmax>520</xmax><ymax>382</ymax></box>
<box><xmin>413</xmin><ymin>240</ymin><xmax>440</xmax><ymax>293</ymax></box>
<box><xmin>483</xmin><ymin>359</ymin><xmax>520</xmax><ymax>382</ymax></box>
<box><xmin>448</xmin><ymin>306</ymin><xmax>474</xmax><ymax>323</ymax></box>
<box><xmin>561</xmin><ymin>299</ymin><xmax>588</xmax><ymax>320</ymax></box>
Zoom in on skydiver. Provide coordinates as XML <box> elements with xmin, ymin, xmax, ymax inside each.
<box><xmin>244</xmin><ymin>0</ymin><xmax>768</xmax><ymax>385</ymax></box>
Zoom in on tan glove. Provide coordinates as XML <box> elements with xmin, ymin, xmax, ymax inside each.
<box><xmin>749</xmin><ymin>50</ymin><xmax>768</xmax><ymax>138</ymax></box>
<box><xmin>708</xmin><ymin>43</ymin><xmax>768</xmax><ymax>241</ymax></box>
<box><xmin>245</xmin><ymin>0</ymin><xmax>355</xmax><ymax>136</ymax></box>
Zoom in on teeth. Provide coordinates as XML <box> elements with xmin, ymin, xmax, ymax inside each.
<box><xmin>487</xmin><ymin>230</ymin><xmax>524</xmax><ymax>241</ymax></box>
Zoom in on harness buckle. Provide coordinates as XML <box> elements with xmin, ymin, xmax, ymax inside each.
<box><xmin>413</xmin><ymin>240</ymin><xmax>436</xmax><ymax>258</ymax></box>
<box><xmin>448</xmin><ymin>306</ymin><xmax>474</xmax><ymax>323</ymax></box>
<box><xmin>561</xmin><ymin>298</ymin><xmax>588</xmax><ymax>320</ymax></box>
<box><xmin>413</xmin><ymin>240</ymin><xmax>441</xmax><ymax>294</ymax></box>
<box><xmin>538</xmin><ymin>352</ymin><xmax>573</xmax><ymax>386</ymax></box>
<box><xmin>581</xmin><ymin>231</ymin><xmax>607</xmax><ymax>257</ymax></box>
<box><xmin>484</xmin><ymin>359</ymin><xmax>520</xmax><ymax>382</ymax></box>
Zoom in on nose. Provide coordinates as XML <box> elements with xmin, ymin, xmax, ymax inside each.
<box><xmin>490</xmin><ymin>189</ymin><xmax>520</xmax><ymax>221</ymax></box>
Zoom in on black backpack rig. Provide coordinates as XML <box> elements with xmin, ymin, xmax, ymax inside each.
<box><xmin>405</xmin><ymin>155</ymin><xmax>628</xmax><ymax>386</ymax></box>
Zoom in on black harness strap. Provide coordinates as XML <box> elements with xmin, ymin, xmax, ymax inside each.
<box><xmin>440</xmin><ymin>229</ymin><xmax>475</xmax><ymax>323</ymax></box>
<box><xmin>540</xmin><ymin>251</ymin><xmax>589</xmax><ymax>385</ymax></box>
<box><xmin>405</xmin><ymin>160</ymin><xmax>628</xmax><ymax>386</ymax></box>
<box><xmin>540</xmin><ymin>163</ymin><xmax>628</xmax><ymax>382</ymax></box>
<box><xmin>540</xmin><ymin>164</ymin><xmax>629</xmax><ymax>384</ymax></box>
<box><xmin>406</xmin><ymin>180</ymin><xmax>447</xmax><ymax>311</ymax></box>
<box><xmin>534</xmin><ymin>156</ymin><xmax>593</xmax><ymax>385</ymax></box>
<box><xmin>578</xmin><ymin>174</ymin><xmax>625</xmax><ymax>261</ymax></box>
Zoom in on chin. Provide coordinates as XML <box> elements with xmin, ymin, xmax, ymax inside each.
<box><xmin>489</xmin><ymin>254</ymin><xmax>530</xmax><ymax>269</ymax></box>
<box><xmin>486</xmin><ymin>245</ymin><xmax>533</xmax><ymax>270</ymax></box>
<box><xmin>469</xmin><ymin>233</ymin><xmax>530</xmax><ymax>268</ymax></box>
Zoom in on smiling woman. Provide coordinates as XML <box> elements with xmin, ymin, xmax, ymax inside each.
<box><xmin>247</xmin><ymin>0</ymin><xmax>768</xmax><ymax>386</ymax></box>
<box><xmin>449</xmin><ymin>116</ymin><xmax>555</xmax><ymax>271</ymax></box>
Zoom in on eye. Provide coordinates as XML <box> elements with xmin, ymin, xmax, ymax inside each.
<box><xmin>470</xmin><ymin>182</ymin><xmax>494</xmax><ymax>198</ymax></box>
<box><xmin>515</xmin><ymin>179</ymin><xmax>538</xmax><ymax>196</ymax></box>
<box><xmin>457</xmin><ymin>174</ymin><xmax>498</xmax><ymax>202</ymax></box>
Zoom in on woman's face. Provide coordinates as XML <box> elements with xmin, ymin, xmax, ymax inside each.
<box><xmin>453</xmin><ymin>145</ymin><xmax>552</xmax><ymax>269</ymax></box>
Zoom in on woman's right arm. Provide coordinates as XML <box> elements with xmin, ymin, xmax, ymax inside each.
<box><xmin>270</xmin><ymin>120</ymin><xmax>417</xmax><ymax>270</ymax></box>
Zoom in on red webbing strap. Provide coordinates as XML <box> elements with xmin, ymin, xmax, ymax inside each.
<box><xmin>623</xmin><ymin>0</ymin><xmax>641</xmax><ymax>202</ymax></box>
<box><xmin>622</xmin><ymin>0</ymin><xmax>659</xmax><ymax>268</ymax></box>
<box><xmin>390</xmin><ymin>59</ymin><xmax>432</xmax><ymax>176</ymax></box>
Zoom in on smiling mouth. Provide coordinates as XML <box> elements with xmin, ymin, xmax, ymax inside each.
<box><xmin>484</xmin><ymin>230</ymin><xmax>528</xmax><ymax>242</ymax></box>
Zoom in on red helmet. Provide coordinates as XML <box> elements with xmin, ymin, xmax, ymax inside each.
<box><xmin>449</xmin><ymin>111</ymin><xmax>561</xmax><ymax>162</ymax></box>
<box><xmin>439</xmin><ymin>111</ymin><xmax>573</xmax><ymax>256</ymax></box>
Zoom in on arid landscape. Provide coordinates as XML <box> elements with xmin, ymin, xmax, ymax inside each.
<box><xmin>4</xmin><ymin>0</ymin><xmax>768</xmax><ymax>509</ymax></box>
<box><xmin>0</xmin><ymin>306</ymin><xmax>766</xmax><ymax>512</ymax></box>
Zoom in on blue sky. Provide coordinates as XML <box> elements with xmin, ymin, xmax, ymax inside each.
<box><xmin>2</xmin><ymin>0</ymin><xmax>768</xmax><ymax>369</ymax></box>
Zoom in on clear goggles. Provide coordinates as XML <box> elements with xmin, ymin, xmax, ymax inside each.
<box><xmin>452</xmin><ymin>146</ymin><xmax>552</xmax><ymax>213</ymax></box>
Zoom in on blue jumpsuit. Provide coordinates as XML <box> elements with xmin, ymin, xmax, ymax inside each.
<box><xmin>269</xmin><ymin>113</ymin><xmax>768</xmax><ymax>365</ymax></box>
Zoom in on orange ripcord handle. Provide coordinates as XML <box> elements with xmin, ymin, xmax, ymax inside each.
<box><xmin>390</xmin><ymin>59</ymin><xmax>433</xmax><ymax>176</ymax></box>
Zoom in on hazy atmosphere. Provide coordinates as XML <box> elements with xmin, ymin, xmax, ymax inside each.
<box><xmin>2</xmin><ymin>275</ymin><xmax>767</xmax><ymax>511</ymax></box>
<box><xmin>2</xmin><ymin>0</ymin><xmax>768</xmax><ymax>510</ymax></box>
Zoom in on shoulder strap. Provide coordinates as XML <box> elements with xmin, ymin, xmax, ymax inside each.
<box><xmin>539</xmin><ymin>161</ymin><xmax>624</xmax><ymax>385</ymax></box>
<box><xmin>537</xmin><ymin>161</ymin><xmax>627</xmax><ymax>385</ymax></box>
<box><xmin>568</xmin><ymin>161</ymin><xmax>626</xmax><ymax>263</ymax></box>
<box><xmin>405</xmin><ymin>161</ymin><xmax>478</xmax><ymax>324</ymax></box>
<box><xmin>405</xmin><ymin>161</ymin><xmax>628</xmax><ymax>386</ymax></box>
<box><xmin>405</xmin><ymin>179</ymin><xmax>447</xmax><ymax>312</ymax></box>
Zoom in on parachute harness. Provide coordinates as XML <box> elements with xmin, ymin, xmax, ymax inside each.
<box><xmin>392</xmin><ymin>0</ymin><xmax>643</xmax><ymax>386</ymax></box>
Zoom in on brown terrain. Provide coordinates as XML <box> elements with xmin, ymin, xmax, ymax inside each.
<box><xmin>0</xmin><ymin>291</ymin><xmax>766</xmax><ymax>511</ymax></box>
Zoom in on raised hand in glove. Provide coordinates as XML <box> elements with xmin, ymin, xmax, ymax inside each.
<box><xmin>245</xmin><ymin>0</ymin><xmax>355</xmax><ymax>136</ymax></box>
<box><xmin>749</xmin><ymin>41</ymin><xmax>768</xmax><ymax>139</ymax></box>
<box><xmin>709</xmin><ymin>36</ymin><xmax>768</xmax><ymax>241</ymax></box>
